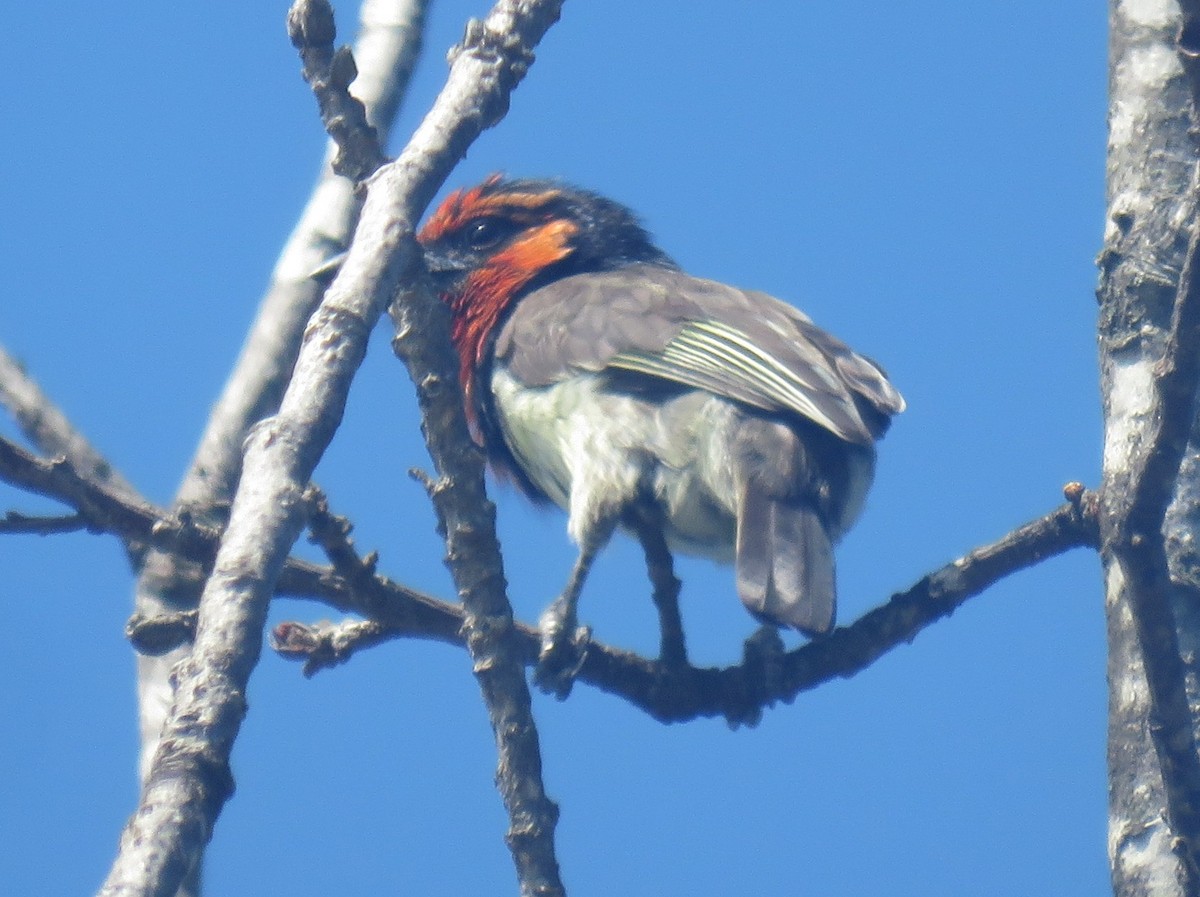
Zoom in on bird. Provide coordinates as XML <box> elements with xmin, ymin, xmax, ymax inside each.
<box><xmin>416</xmin><ymin>175</ymin><xmax>905</xmax><ymax>687</ymax></box>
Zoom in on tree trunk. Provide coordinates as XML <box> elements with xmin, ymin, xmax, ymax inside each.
<box><xmin>1101</xmin><ymin>2</ymin><xmax>1200</xmax><ymax>893</ymax></box>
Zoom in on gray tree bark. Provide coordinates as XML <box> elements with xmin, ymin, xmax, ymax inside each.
<box><xmin>1100</xmin><ymin>2</ymin><xmax>1200</xmax><ymax>893</ymax></box>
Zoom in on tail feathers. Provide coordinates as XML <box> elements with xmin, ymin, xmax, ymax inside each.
<box><xmin>736</xmin><ymin>490</ymin><xmax>836</xmax><ymax>636</ymax></box>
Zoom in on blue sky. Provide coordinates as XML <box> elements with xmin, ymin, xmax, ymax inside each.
<box><xmin>2</xmin><ymin>2</ymin><xmax>1108</xmax><ymax>894</ymax></box>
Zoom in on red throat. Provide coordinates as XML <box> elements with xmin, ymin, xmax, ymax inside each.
<box><xmin>440</xmin><ymin>219</ymin><xmax>579</xmax><ymax>439</ymax></box>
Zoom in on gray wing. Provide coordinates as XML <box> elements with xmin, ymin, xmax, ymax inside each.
<box><xmin>493</xmin><ymin>264</ymin><xmax>905</xmax><ymax>445</ymax></box>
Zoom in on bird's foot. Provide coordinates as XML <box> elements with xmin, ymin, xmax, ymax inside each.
<box><xmin>533</xmin><ymin>610</ymin><xmax>591</xmax><ymax>699</ymax></box>
<box><xmin>726</xmin><ymin>625</ymin><xmax>788</xmax><ymax>729</ymax></box>
<box><xmin>742</xmin><ymin>624</ymin><xmax>786</xmax><ymax>688</ymax></box>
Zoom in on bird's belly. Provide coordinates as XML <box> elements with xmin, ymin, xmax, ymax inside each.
<box><xmin>490</xmin><ymin>370</ymin><xmax>740</xmax><ymax>561</ymax></box>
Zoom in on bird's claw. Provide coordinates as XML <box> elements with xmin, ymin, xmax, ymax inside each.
<box><xmin>533</xmin><ymin>623</ymin><xmax>591</xmax><ymax>699</ymax></box>
<box><xmin>722</xmin><ymin>625</ymin><xmax>787</xmax><ymax>729</ymax></box>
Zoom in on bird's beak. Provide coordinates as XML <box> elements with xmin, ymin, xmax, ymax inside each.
<box><xmin>306</xmin><ymin>247</ymin><xmax>469</xmax><ymax>295</ymax></box>
<box><xmin>423</xmin><ymin>249</ymin><xmax>471</xmax><ymax>295</ymax></box>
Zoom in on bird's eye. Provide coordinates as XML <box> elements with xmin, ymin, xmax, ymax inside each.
<box><xmin>464</xmin><ymin>217</ymin><xmax>511</xmax><ymax>251</ymax></box>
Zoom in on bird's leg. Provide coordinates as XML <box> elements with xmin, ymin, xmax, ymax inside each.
<box><xmin>538</xmin><ymin>547</ymin><xmax>595</xmax><ymax>657</ymax></box>
<box><xmin>534</xmin><ymin>527</ymin><xmax>610</xmax><ymax>697</ymax></box>
<box><xmin>626</xmin><ymin>508</ymin><xmax>689</xmax><ymax>670</ymax></box>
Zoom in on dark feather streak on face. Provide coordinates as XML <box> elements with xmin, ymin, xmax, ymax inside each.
<box><xmin>419</xmin><ymin>178</ymin><xmax>564</xmax><ymax>248</ymax></box>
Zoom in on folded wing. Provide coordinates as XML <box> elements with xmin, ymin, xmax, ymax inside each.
<box><xmin>494</xmin><ymin>264</ymin><xmax>905</xmax><ymax>444</ymax></box>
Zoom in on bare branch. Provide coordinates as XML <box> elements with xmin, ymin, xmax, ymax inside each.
<box><xmin>391</xmin><ymin>270</ymin><xmax>572</xmax><ymax>890</ymax></box>
<box><xmin>0</xmin><ymin>438</ymin><xmax>209</xmax><ymax>560</ymax></box>
<box><xmin>490</xmin><ymin>489</ymin><xmax>1098</xmax><ymax>725</ymax></box>
<box><xmin>0</xmin><ymin>345</ymin><xmax>137</xmax><ymax>501</ymax></box>
<box><xmin>0</xmin><ymin>511</ymin><xmax>87</xmax><ymax>535</ymax></box>
<box><xmin>375</xmin><ymin>0</ymin><xmax>568</xmax><ymax>885</ymax></box>
<box><xmin>275</xmin><ymin>487</ymin><xmax>1099</xmax><ymax>727</ymax></box>
<box><xmin>127</xmin><ymin>611</ymin><xmax>201</xmax><ymax>657</ymax></box>
<box><xmin>0</xmin><ymin>429</ymin><xmax>1099</xmax><ymax>730</ymax></box>
<box><xmin>271</xmin><ymin>618</ymin><xmax>392</xmax><ymax>676</ymax></box>
<box><xmin>302</xmin><ymin>484</ymin><xmax>383</xmax><ymax>589</ymax></box>
<box><xmin>126</xmin><ymin>0</ymin><xmax>430</xmax><ymax>861</ymax></box>
<box><xmin>292</xmin><ymin>4</ymin><xmax>572</xmax><ymax>879</ymax></box>
<box><xmin>288</xmin><ymin>0</ymin><xmax>387</xmax><ymax>181</ymax></box>
<box><xmin>96</xmin><ymin>3</ymin><xmax>564</xmax><ymax>895</ymax></box>
<box><xmin>0</xmin><ymin>430</ymin><xmax>454</xmax><ymax>633</ymax></box>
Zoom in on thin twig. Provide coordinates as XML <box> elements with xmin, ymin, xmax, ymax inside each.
<box><xmin>0</xmin><ymin>345</ymin><xmax>138</xmax><ymax>500</ymax></box>
<box><xmin>303</xmin><ymin>484</ymin><xmax>382</xmax><ymax>590</ymax></box>
<box><xmin>0</xmin><ymin>438</ymin><xmax>210</xmax><ymax>561</ymax></box>
<box><xmin>393</xmin><ymin>269</ymin><xmax>572</xmax><ymax>887</ymax></box>
<box><xmin>288</xmin><ymin>1</ymin><xmax>387</xmax><ymax>181</ymax></box>
<box><xmin>0</xmin><ymin>511</ymin><xmax>88</xmax><ymax>535</ymax></box>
